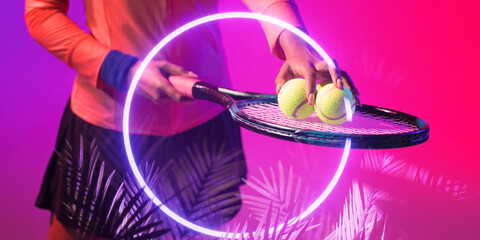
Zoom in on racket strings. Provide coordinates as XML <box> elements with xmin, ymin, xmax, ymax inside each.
<box><xmin>238</xmin><ymin>101</ymin><xmax>419</xmax><ymax>135</ymax></box>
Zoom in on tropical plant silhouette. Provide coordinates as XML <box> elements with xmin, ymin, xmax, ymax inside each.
<box><xmin>58</xmin><ymin>134</ymin><xmax>247</xmax><ymax>239</ymax></box>
<box><xmin>222</xmin><ymin>150</ymin><xmax>480</xmax><ymax>240</ymax></box>
<box><xmin>150</xmin><ymin>139</ymin><xmax>247</xmax><ymax>239</ymax></box>
<box><xmin>59</xmin><ymin>136</ymin><xmax>170</xmax><ymax>239</ymax></box>
<box><xmin>60</xmin><ymin>132</ymin><xmax>480</xmax><ymax>239</ymax></box>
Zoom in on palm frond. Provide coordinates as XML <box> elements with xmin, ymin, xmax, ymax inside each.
<box><xmin>219</xmin><ymin>146</ymin><xmax>479</xmax><ymax>240</ymax></box>
<box><xmin>361</xmin><ymin>150</ymin><xmax>478</xmax><ymax>199</ymax></box>
<box><xmin>355</xmin><ymin>150</ymin><xmax>480</xmax><ymax>239</ymax></box>
<box><xmin>242</xmin><ymin>161</ymin><xmax>310</xmax><ymax>223</ymax></box>
<box><xmin>317</xmin><ymin>181</ymin><xmax>386</xmax><ymax>240</ymax></box>
<box><xmin>146</xmin><ymin>138</ymin><xmax>246</xmax><ymax>239</ymax></box>
<box><xmin>59</xmin><ymin>136</ymin><xmax>171</xmax><ymax>239</ymax></box>
<box><xmin>219</xmin><ymin>161</ymin><xmax>325</xmax><ymax>239</ymax></box>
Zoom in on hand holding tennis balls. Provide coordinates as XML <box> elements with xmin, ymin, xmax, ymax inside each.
<box><xmin>278</xmin><ymin>79</ymin><xmax>355</xmax><ymax>124</ymax></box>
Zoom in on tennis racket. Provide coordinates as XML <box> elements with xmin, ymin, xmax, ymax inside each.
<box><xmin>169</xmin><ymin>76</ymin><xmax>429</xmax><ymax>149</ymax></box>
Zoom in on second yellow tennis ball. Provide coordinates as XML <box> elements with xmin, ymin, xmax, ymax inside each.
<box><xmin>314</xmin><ymin>83</ymin><xmax>355</xmax><ymax>125</ymax></box>
<box><xmin>278</xmin><ymin>78</ymin><xmax>315</xmax><ymax>120</ymax></box>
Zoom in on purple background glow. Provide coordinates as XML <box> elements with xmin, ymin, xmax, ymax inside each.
<box><xmin>1</xmin><ymin>0</ymin><xmax>479</xmax><ymax>238</ymax></box>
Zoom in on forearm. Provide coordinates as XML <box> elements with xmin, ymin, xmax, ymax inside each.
<box><xmin>242</xmin><ymin>0</ymin><xmax>307</xmax><ymax>59</ymax></box>
<box><xmin>277</xmin><ymin>29</ymin><xmax>312</xmax><ymax>61</ymax></box>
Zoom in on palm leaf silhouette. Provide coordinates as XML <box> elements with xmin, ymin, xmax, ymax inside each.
<box><xmin>317</xmin><ymin>180</ymin><xmax>387</xmax><ymax>240</ymax></box>
<box><xmin>60</xmin><ymin>131</ymin><xmax>479</xmax><ymax>240</ymax></box>
<box><xmin>221</xmin><ymin>200</ymin><xmax>316</xmax><ymax>240</ymax></box>
<box><xmin>316</xmin><ymin>150</ymin><xmax>480</xmax><ymax>240</ymax></box>
<box><xmin>220</xmin><ymin>161</ymin><xmax>325</xmax><ymax>239</ymax></box>
<box><xmin>147</xmin><ymin>138</ymin><xmax>247</xmax><ymax>239</ymax></box>
<box><xmin>241</xmin><ymin>161</ymin><xmax>309</xmax><ymax>222</ymax></box>
<box><xmin>58</xmin><ymin>135</ymin><xmax>171</xmax><ymax>239</ymax></box>
<box><xmin>222</xmin><ymin>148</ymin><xmax>480</xmax><ymax>240</ymax></box>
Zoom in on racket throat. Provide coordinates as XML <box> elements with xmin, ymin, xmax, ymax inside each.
<box><xmin>192</xmin><ymin>82</ymin><xmax>233</xmax><ymax>108</ymax></box>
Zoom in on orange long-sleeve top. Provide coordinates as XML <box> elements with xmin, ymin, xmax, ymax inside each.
<box><xmin>25</xmin><ymin>0</ymin><xmax>306</xmax><ymax>136</ymax></box>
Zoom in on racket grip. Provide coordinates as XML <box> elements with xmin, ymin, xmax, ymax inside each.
<box><xmin>169</xmin><ymin>76</ymin><xmax>200</xmax><ymax>99</ymax></box>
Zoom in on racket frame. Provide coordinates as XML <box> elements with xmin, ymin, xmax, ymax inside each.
<box><xmin>189</xmin><ymin>81</ymin><xmax>429</xmax><ymax>149</ymax></box>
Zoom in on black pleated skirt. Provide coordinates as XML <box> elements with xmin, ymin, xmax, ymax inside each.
<box><xmin>36</xmin><ymin>100</ymin><xmax>247</xmax><ymax>239</ymax></box>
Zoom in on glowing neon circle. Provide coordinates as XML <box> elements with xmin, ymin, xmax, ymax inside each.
<box><xmin>123</xmin><ymin>12</ymin><xmax>352</xmax><ymax>238</ymax></box>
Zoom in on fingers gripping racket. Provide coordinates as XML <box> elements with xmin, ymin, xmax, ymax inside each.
<box><xmin>169</xmin><ymin>76</ymin><xmax>429</xmax><ymax>149</ymax></box>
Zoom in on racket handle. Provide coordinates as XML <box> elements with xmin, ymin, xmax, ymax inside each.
<box><xmin>168</xmin><ymin>76</ymin><xmax>200</xmax><ymax>99</ymax></box>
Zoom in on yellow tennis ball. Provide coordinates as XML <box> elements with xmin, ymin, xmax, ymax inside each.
<box><xmin>314</xmin><ymin>83</ymin><xmax>355</xmax><ymax>125</ymax></box>
<box><xmin>277</xmin><ymin>78</ymin><xmax>315</xmax><ymax>120</ymax></box>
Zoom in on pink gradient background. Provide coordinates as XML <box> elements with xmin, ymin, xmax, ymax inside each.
<box><xmin>2</xmin><ymin>0</ymin><xmax>479</xmax><ymax>238</ymax></box>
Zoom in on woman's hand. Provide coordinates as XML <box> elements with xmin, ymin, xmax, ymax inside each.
<box><xmin>128</xmin><ymin>60</ymin><xmax>198</xmax><ymax>104</ymax></box>
<box><xmin>275</xmin><ymin>31</ymin><xmax>360</xmax><ymax>106</ymax></box>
